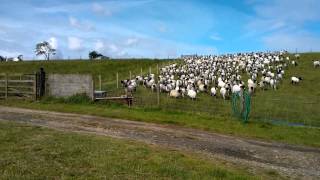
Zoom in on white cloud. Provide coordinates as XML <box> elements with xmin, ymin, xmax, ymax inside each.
<box><xmin>209</xmin><ymin>33</ymin><xmax>222</xmax><ymax>41</ymax></box>
<box><xmin>94</xmin><ymin>40</ymin><xmax>105</xmax><ymax>52</ymax></box>
<box><xmin>0</xmin><ymin>50</ymin><xmax>21</xmax><ymax>57</ymax></box>
<box><xmin>158</xmin><ymin>24</ymin><xmax>167</xmax><ymax>33</ymax></box>
<box><xmin>125</xmin><ymin>38</ymin><xmax>139</xmax><ymax>46</ymax></box>
<box><xmin>48</xmin><ymin>37</ymin><xmax>58</xmax><ymax>49</ymax></box>
<box><xmin>92</xmin><ymin>3</ymin><xmax>112</xmax><ymax>16</ymax></box>
<box><xmin>263</xmin><ymin>32</ymin><xmax>320</xmax><ymax>52</ymax></box>
<box><xmin>68</xmin><ymin>37</ymin><xmax>83</xmax><ymax>51</ymax></box>
<box><xmin>108</xmin><ymin>44</ymin><xmax>119</xmax><ymax>52</ymax></box>
<box><xmin>254</xmin><ymin>0</ymin><xmax>320</xmax><ymax>23</ymax></box>
<box><xmin>69</xmin><ymin>16</ymin><xmax>95</xmax><ymax>31</ymax></box>
<box><xmin>245</xmin><ymin>0</ymin><xmax>320</xmax><ymax>51</ymax></box>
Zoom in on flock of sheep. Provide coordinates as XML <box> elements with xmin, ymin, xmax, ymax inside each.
<box><xmin>121</xmin><ymin>51</ymin><xmax>319</xmax><ymax>100</ymax></box>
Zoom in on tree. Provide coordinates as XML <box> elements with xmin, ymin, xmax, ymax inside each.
<box><xmin>35</xmin><ymin>41</ymin><xmax>56</xmax><ymax>60</ymax></box>
<box><xmin>89</xmin><ymin>51</ymin><xmax>103</xmax><ymax>60</ymax></box>
<box><xmin>17</xmin><ymin>55</ymin><xmax>23</xmax><ymax>61</ymax></box>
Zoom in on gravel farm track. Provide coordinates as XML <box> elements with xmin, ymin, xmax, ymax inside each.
<box><xmin>0</xmin><ymin>106</ymin><xmax>319</xmax><ymax>179</ymax></box>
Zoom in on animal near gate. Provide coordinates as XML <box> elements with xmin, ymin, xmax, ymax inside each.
<box><xmin>0</xmin><ymin>73</ymin><xmax>39</xmax><ymax>100</ymax></box>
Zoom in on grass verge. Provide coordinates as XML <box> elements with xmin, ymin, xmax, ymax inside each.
<box><xmin>1</xmin><ymin>99</ymin><xmax>319</xmax><ymax>148</ymax></box>
<box><xmin>0</xmin><ymin>121</ymin><xmax>280</xmax><ymax>179</ymax></box>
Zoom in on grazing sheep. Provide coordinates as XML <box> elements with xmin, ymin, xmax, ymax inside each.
<box><xmin>270</xmin><ymin>79</ymin><xmax>277</xmax><ymax>90</ymax></box>
<box><xmin>314</xmin><ymin>61</ymin><xmax>320</xmax><ymax>68</ymax></box>
<box><xmin>169</xmin><ymin>89</ymin><xmax>182</xmax><ymax>98</ymax></box>
<box><xmin>123</xmin><ymin>51</ymin><xmax>297</xmax><ymax>101</ymax></box>
<box><xmin>247</xmin><ymin>79</ymin><xmax>257</xmax><ymax>93</ymax></box>
<box><xmin>232</xmin><ymin>84</ymin><xmax>241</xmax><ymax>94</ymax></box>
<box><xmin>291</xmin><ymin>61</ymin><xmax>298</xmax><ymax>66</ymax></box>
<box><xmin>291</xmin><ymin>76</ymin><xmax>302</xmax><ymax>84</ymax></box>
<box><xmin>220</xmin><ymin>87</ymin><xmax>227</xmax><ymax>100</ymax></box>
<box><xmin>187</xmin><ymin>90</ymin><xmax>197</xmax><ymax>100</ymax></box>
<box><xmin>121</xmin><ymin>80</ymin><xmax>137</xmax><ymax>96</ymax></box>
<box><xmin>198</xmin><ymin>84</ymin><xmax>207</xmax><ymax>92</ymax></box>
<box><xmin>187</xmin><ymin>89</ymin><xmax>197</xmax><ymax>100</ymax></box>
<box><xmin>210</xmin><ymin>87</ymin><xmax>217</xmax><ymax>96</ymax></box>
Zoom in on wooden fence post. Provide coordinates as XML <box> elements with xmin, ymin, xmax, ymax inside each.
<box><xmin>33</xmin><ymin>73</ymin><xmax>37</xmax><ymax>100</ymax></box>
<box><xmin>5</xmin><ymin>73</ymin><xmax>8</xmax><ymax>99</ymax></box>
<box><xmin>99</xmin><ymin>75</ymin><xmax>102</xmax><ymax>91</ymax></box>
<box><xmin>149</xmin><ymin>66</ymin><xmax>151</xmax><ymax>74</ymax></box>
<box><xmin>129</xmin><ymin>71</ymin><xmax>132</xmax><ymax>80</ymax></box>
<box><xmin>116</xmin><ymin>72</ymin><xmax>119</xmax><ymax>89</ymax></box>
<box><xmin>157</xmin><ymin>64</ymin><xmax>159</xmax><ymax>75</ymax></box>
<box><xmin>157</xmin><ymin>82</ymin><xmax>160</xmax><ymax>106</ymax></box>
<box><xmin>140</xmin><ymin>68</ymin><xmax>142</xmax><ymax>77</ymax></box>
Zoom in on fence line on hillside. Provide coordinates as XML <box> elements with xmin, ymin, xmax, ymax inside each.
<box><xmin>93</xmin><ymin>63</ymin><xmax>320</xmax><ymax>128</ymax></box>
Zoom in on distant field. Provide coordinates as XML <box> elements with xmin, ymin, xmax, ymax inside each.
<box><xmin>0</xmin><ymin>121</ymin><xmax>278</xmax><ymax>179</ymax></box>
<box><xmin>0</xmin><ymin>53</ymin><xmax>320</xmax><ymax>147</ymax></box>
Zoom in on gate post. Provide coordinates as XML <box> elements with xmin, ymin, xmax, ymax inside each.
<box><xmin>5</xmin><ymin>73</ymin><xmax>8</xmax><ymax>99</ymax></box>
<box><xmin>36</xmin><ymin>68</ymin><xmax>46</xmax><ymax>100</ymax></box>
<box><xmin>34</xmin><ymin>72</ymin><xmax>37</xmax><ymax>100</ymax></box>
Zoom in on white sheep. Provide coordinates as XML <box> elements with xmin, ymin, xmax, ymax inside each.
<box><xmin>270</xmin><ymin>79</ymin><xmax>277</xmax><ymax>90</ymax></box>
<box><xmin>220</xmin><ymin>87</ymin><xmax>227</xmax><ymax>100</ymax></box>
<box><xmin>291</xmin><ymin>61</ymin><xmax>298</xmax><ymax>66</ymax></box>
<box><xmin>187</xmin><ymin>89</ymin><xmax>197</xmax><ymax>100</ymax></box>
<box><xmin>232</xmin><ymin>84</ymin><xmax>241</xmax><ymax>94</ymax></box>
<box><xmin>210</xmin><ymin>87</ymin><xmax>217</xmax><ymax>96</ymax></box>
<box><xmin>198</xmin><ymin>84</ymin><xmax>207</xmax><ymax>92</ymax></box>
<box><xmin>169</xmin><ymin>90</ymin><xmax>181</xmax><ymax>98</ymax></box>
<box><xmin>314</xmin><ymin>60</ymin><xmax>320</xmax><ymax>68</ymax></box>
<box><xmin>291</xmin><ymin>76</ymin><xmax>302</xmax><ymax>84</ymax></box>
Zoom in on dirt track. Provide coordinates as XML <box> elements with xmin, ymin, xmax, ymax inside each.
<box><xmin>0</xmin><ymin>106</ymin><xmax>319</xmax><ymax>179</ymax></box>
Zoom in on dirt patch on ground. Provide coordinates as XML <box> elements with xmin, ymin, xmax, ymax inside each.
<box><xmin>0</xmin><ymin>106</ymin><xmax>319</xmax><ymax>179</ymax></box>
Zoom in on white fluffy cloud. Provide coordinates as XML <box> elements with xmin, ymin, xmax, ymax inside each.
<box><xmin>69</xmin><ymin>16</ymin><xmax>95</xmax><ymax>31</ymax></box>
<box><xmin>263</xmin><ymin>32</ymin><xmax>320</xmax><ymax>52</ymax></box>
<box><xmin>94</xmin><ymin>40</ymin><xmax>105</xmax><ymax>52</ymax></box>
<box><xmin>246</xmin><ymin>0</ymin><xmax>320</xmax><ymax>51</ymax></box>
<box><xmin>209</xmin><ymin>33</ymin><xmax>222</xmax><ymax>41</ymax></box>
<box><xmin>48</xmin><ymin>37</ymin><xmax>58</xmax><ymax>49</ymax></box>
<box><xmin>68</xmin><ymin>37</ymin><xmax>83</xmax><ymax>51</ymax></box>
<box><xmin>92</xmin><ymin>3</ymin><xmax>112</xmax><ymax>16</ymax></box>
<box><xmin>125</xmin><ymin>38</ymin><xmax>139</xmax><ymax>46</ymax></box>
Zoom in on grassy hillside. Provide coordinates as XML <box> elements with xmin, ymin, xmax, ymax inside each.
<box><xmin>0</xmin><ymin>121</ymin><xmax>280</xmax><ymax>179</ymax></box>
<box><xmin>0</xmin><ymin>53</ymin><xmax>320</xmax><ymax>147</ymax></box>
<box><xmin>0</xmin><ymin>59</ymin><xmax>172</xmax><ymax>82</ymax></box>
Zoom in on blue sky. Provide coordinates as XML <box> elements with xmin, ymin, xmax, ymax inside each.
<box><xmin>1</xmin><ymin>0</ymin><xmax>320</xmax><ymax>59</ymax></box>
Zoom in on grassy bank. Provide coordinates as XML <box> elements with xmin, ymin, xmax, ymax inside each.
<box><xmin>1</xmin><ymin>99</ymin><xmax>319</xmax><ymax>148</ymax></box>
<box><xmin>0</xmin><ymin>121</ymin><xmax>279</xmax><ymax>179</ymax></box>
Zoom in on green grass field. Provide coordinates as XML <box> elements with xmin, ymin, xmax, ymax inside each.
<box><xmin>0</xmin><ymin>53</ymin><xmax>320</xmax><ymax>147</ymax></box>
<box><xmin>0</xmin><ymin>121</ymin><xmax>281</xmax><ymax>179</ymax></box>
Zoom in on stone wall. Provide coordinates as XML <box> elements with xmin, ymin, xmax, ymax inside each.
<box><xmin>47</xmin><ymin>74</ymin><xmax>94</xmax><ymax>100</ymax></box>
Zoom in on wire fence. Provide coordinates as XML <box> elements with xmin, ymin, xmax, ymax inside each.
<box><xmin>93</xmin><ymin>63</ymin><xmax>320</xmax><ymax>128</ymax></box>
